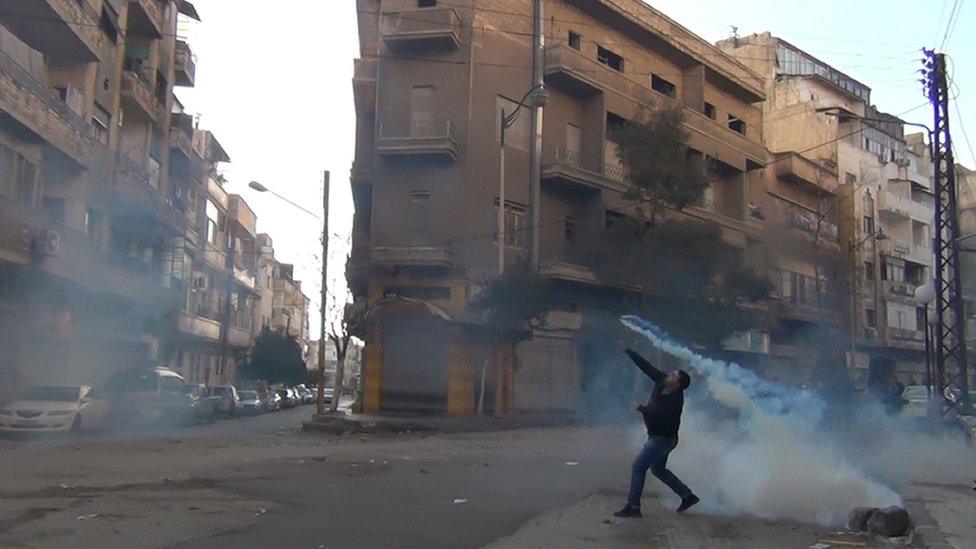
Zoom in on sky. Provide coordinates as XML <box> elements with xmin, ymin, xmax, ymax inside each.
<box><xmin>176</xmin><ymin>0</ymin><xmax>974</xmax><ymax>338</ymax></box>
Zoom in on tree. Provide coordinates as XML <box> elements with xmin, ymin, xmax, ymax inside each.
<box><xmin>325</xmin><ymin>295</ymin><xmax>362</xmax><ymax>414</ymax></box>
<box><xmin>601</xmin><ymin>103</ymin><xmax>772</xmax><ymax>349</ymax></box>
<box><xmin>477</xmin><ymin>265</ymin><xmax>552</xmax><ymax>415</ymax></box>
<box><xmin>240</xmin><ymin>327</ymin><xmax>307</xmax><ymax>385</ymax></box>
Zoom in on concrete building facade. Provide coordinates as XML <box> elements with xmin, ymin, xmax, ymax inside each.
<box><xmin>350</xmin><ymin>0</ymin><xmax>767</xmax><ymax>414</ymax></box>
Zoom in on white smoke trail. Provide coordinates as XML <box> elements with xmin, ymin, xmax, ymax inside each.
<box><xmin>621</xmin><ymin>315</ymin><xmax>902</xmax><ymax>526</ymax></box>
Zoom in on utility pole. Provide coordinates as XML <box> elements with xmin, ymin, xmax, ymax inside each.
<box><xmin>499</xmin><ymin>108</ymin><xmax>507</xmax><ymax>275</ymax></box>
<box><xmin>316</xmin><ymin>171</ymin><xmax>331</xmax><ymax>415</ymax></box>
<box><xmin>217</xmin><ymin>242</ymin><xmax>236</xmax><ymax>384</ymax></box>
<box><xmin>528</xmin><ymin>0</ymin><xmax>545</xmax><ymax>270</ymax></box>
<box><xmin>923</xmin><ymin>50</ymin><xmax>971</xmax><ymax>413</ymax></box>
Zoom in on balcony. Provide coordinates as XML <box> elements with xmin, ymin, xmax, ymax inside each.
<box><xmin>0</xmin><ymin>48</ymin><xmax>93</xmax><ymax>166</ymax></box>
<box><xmin>541</xmin><ymin>148</ymin><xmax>624</xmax><ymax>194</ymax></box>
<box><xmin>203</xmin><ymin>243</ymin><xmax>227</xmax><ymax>271</ymax></box>
<box><xmin>883</xmin><ymin>280</ymin><xmax>917</xmax><ymax>299</ymax></box>
<box><xmin>880</xmin><ymin>237</ymin><xmax>932</xmax><ymax>265</ymax></box>
<box><xmin>380</xmin><ymin>8</ymin><xmax>461</xmax><ymax>51</ymax></box>
<box><xmin>777</xmin><ymin>299</ymin><xmax>841</xmax><ymax>325</ymax></box>
<box><xmin>353</xmin><ymin>57</ymin><xmax>377</xmax><ymax>114</ymax></box>
<box><xmin>122</xmin><ymin>66</ymin><xmax>162</xmax><ymax>121</ymax></box>
<box><xmin>0</xmin><ymin>0</ymin><xmax>102</xmax><ymax>61</ymax></box>
<box><xmin>878</xmin><ymin>191</ymin><xmax>933</xmax><ymax>222</ymax></box>
<box><xmin>539</xmin><ymin>247</ymin><xmax>599</xmax><ymax>285</ymax></box>
<box><xmin>228</xmin><ymin>326</ymin><xmax>252</xmax><ymax>348</ymax></box>
<box><xmin>128</xmin><ymin>0</ymin><xmax>165</xmax><ymax>38</ymax></box>
<box><xmin>228</xmin><ymin>195</ymin><xmax>257</xmax><ymax>238</ymax></box>
<box><xmin>377</xmin><ymin>121</ymin><xmax>457</xmax><ymax>162</ymax></box>
<box><xmin>233</xmin><ymin>264</ymin><xmax>257</xmax><ymax>292</ymax></box>
<box><xmin>113</xmin><ymin>156</ymin><xmax>186</xmax><ymax>233</ymax></box>
<box><xmin>170</xmin><ymin>125</ymin><xmax>195</xmax><ymax>162</ymax></box>
<box><xmin>174</xmin><ymin>40</ymin><xmax>197</xmax><ymax>87</ymax></box>
<box><xmin>371</xmin><ymin>246</ymin><xmax>452</xmax><ymax>269</ymax></box>
<box><xmin>544</xmin><ymin>44</ymin><xmax>765</xmax><ymax>170</ymax></box>
<box><xmin>176</xmin><ymin>312</ymin><xmax>220</xmax><ymax>342</ymax></box>
<box><xmin>774</xmin><ymin>153</ymin><xmax>839</xmax><ymax>194</ymax></box>
<box><xmin>207</xmin><ymin>176</ymin><xmax>230</xmax><ymax>210</ymax></box>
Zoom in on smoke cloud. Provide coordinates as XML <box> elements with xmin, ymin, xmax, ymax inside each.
<box><xmin>620</xmin><ymin>315</ymin><xmax>905</xmax><ymax>526</ymax></box>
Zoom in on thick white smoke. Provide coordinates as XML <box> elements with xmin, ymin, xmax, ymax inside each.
<box><xmin>621</xmin><ymin>315</ymin><xmax>902</xmax><ymax>526</ymax></box>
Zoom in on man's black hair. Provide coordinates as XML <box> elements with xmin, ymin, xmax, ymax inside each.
<box><xmin>678</xmin><ymin>370</ymin><xmax>691</xmax><ymax>391</ymax></box>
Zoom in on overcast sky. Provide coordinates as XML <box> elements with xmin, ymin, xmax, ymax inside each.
<box><xmin>177</xmin><ymin>0</ymin><xmax>974</xmax><ymax>337</ymax></box>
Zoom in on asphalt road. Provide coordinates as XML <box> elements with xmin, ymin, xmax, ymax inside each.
<box><xmin>0</xmin><ymin>407</ymin><xmax>861</xmax><ymax>548</ymax></box>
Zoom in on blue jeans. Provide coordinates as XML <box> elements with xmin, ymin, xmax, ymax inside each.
<box><xmin>627</xmin><ymin>436</ymin><xmax>691</xmax><ymax>507</ymax></box>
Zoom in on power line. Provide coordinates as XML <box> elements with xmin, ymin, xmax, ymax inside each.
<box><xmin>939</xmin><ymin>0</ymin><xmax>963</xmax><ymax>51</ymax></box>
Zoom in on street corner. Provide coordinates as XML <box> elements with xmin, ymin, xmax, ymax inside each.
<box><xmin>483</xmin><ymin>492</ymin><xmax>870</xmax><ymax>549</ymax></box>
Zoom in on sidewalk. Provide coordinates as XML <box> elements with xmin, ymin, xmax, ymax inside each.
<box><xmin>302</xmin><ymin>410</ymin><xmax>581</xmax><ymax>435</ymax></box>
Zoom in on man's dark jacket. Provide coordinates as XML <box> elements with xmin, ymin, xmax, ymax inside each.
<box><xmin>626</xmin><ymin>349</ymin><xmax>684</xmax><ymax>439</ymax></box>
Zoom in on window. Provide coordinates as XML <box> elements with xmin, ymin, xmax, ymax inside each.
<box><xmin>703</xmin><ymin>102</ymin><xmax>716</xmax><ymax>119</ymax></box>
<box><xmin>565</xmin><ymin>123</ymin><xmax>581</xmax><ymax>164</ymax></box>
<box><xmin>409</xmin><ymin>191</ymin><xmax>430</xmax><ymax>243</ymax></box>
<box><xmin>493</xmin><ymin>200</ymin><xmax>527</xmax><ymax>248</ymax></box>
<box><xmin>410</xmin><ymin>86</ymin><xmax>434</xmax><ymax>137</ymax></box>
<box><xmin>728</xmin><ymin>114</ymin><xmax>746</xmax><ymax>135</ymax></box>
<box><xmin>564</xmin><ymin>217</ymin><xmax>577</xmax><ymax>247</ymax></box>
<box><xmin>0</xmin><ymin>145</ymin><xmax>40</xmax><ymax>207</ymax></box>
<box><xmin>206</xmin><ymin>199</ymin><xmax>220</xmax><ymax>245</ymax></box>
<box><xmin>651</xmin><ymin>74</ymin><xmax>677</xmax><ymax>99</ymax></box>
<box><xmin>864</xmin><ymin>261</ymin><xmax>874</xmax><ymax>281</ymax></box>
<box><xmin>92</xmin><ymin>105</ymin><xmax>111</xmax><ymax>145</ymax></box>
<box><xmin>100</xmin><ymin>6</ymin><xmax>119</xmax><ymax>44</ymax></box>
<box><xmin>863</xmin><ymin>216</ymin><xmax>874</xmax><ymax>235</ymax></box>
<box><xmin>866</xmin><ymin>309</ymin><xmax>876</xmax><ymax>328</ymax></box>
<box><xmin>882</xmin><ymin>258</ymin><xmax>905</xmax><ymax>282</ymax></box>
<box><xmin>418</xmin><ymin>0</ymin><xmax>436</xmax><ymax>6</ymax></box>
<box><xmin>597</xmin><ymin>46</ymin><xmax>624</xmax><ymax>72</ymax></box>
<box><xmin>887</xmin><ymin>302</ymin><xmax>916</xmax><ymax>331</ymax></box>
<box><xmin>916</xmin><ymin>307</ymin><xmax>927</xmax><ymax>331</ymax></box>
<box><xmin>568</xmin><ymin>31</ymin><xmax>581</xmax><ymax>51</ymax></box>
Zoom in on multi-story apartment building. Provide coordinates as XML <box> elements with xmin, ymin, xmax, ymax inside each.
<box><xmin>719</xmin><ymin>33</ymin><xmax>935</xmax><ymax>388</ymax></box>
<box><xmin>271</xmin><ymin>262</ymin><xmax>310</xmax><ymax>354</ymax></box>
<box><xmin>351</xmin><ymin>0</ymin><xmax>767</xmax><ymax>414</ymax></box>
<box><xmin>0</xmin><ymin>0</ymin><xmax>200</xmax><ymax>397</ymax></box>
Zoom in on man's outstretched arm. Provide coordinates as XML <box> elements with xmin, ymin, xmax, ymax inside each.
<box><xmin>617</xmin><ymin>342</ymin><xmax>664</xmax><ymax>382</ymax></box>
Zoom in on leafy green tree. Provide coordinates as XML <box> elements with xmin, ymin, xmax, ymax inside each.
<box><xmin>240</xmin><ymin>327</ymin><xmax>307</xmax><ymax>385</ymax></box>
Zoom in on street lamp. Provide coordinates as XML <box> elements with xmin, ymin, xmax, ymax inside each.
<box><xmin>915</xmin><ymin>280</ymin><xmax>939</xmax><ymax>398</ymax></box>
<box><xmin>249</xmin><ymin>173</ymin><xmax>334</xmax><ymax>417</ymax></box>
<box><xmin>498</xmin><ymin>84</ymin><xmax>549</xmax><ymax>274</ymax></box>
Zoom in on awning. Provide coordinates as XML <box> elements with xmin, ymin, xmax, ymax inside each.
<box><xmin>178</xmin><ymin>0</ymin><xmax>201</xmax><ymax>21</ymax></box>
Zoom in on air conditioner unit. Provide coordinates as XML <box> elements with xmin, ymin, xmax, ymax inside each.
<box><xmin>34</xmin><ymin>229</ymin><xmax>60</xmax><ymax>256</ymax></box>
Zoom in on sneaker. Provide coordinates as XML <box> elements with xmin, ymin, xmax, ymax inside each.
<box><xmin>676</xmin><ymin>494</ymin><xmax>699</xmax><ymax>513</ymax></box>
<box><xmin>613</xmin><ymin>504</ymin><xmax>642</xmax><ymax>518</ymax></box>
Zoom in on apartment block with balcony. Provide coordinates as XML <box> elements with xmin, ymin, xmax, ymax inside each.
<box><xmin>0</xmin><ymin>0</ymin><xmax>198</xmax><ymax>399</ymax></box>
<box><xmin>271</xmin><ymin>262</ymin><xmax>310</xmax><ymax>353</ymax></box>
<box><xmin>351</xmin><ymin>0</ymin><xmax>767</xmax><ymax>415</ymax></box>
<box><xmin>719</xmin><ymin>33</ymin><xmax>934</xmax><ymax>387</ymax></box>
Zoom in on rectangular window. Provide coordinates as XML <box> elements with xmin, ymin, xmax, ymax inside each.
<box><xmin>703</xmin><ymin>102</ymin><xmax>716</xmax><ymax>119</ymax></box>
<box><xmin>887</xmin><ymin>303</ymin><xmax>916</xmax><ymax>331</ymax></box>
<box><xmin>863</xmin><ymin>216</ymin><xmax>874</xmax><ymax>235</ymax></box>
<box><xmin>409</xmin><ymin>191</ymin><xmax>431</xmax><ymax>244</ymax></box>
<box><xmin>92</xmin><ymin>105</ymin><xmax>111</xmax><ymax>145</ymax></box>
<box><xmin>410</xmin><ymin>85</ymin><xmax>434</xmax><ymax>137</ymax></box>
<box><xmin>568</xmin><ymin>31</ymin><xmax>581</xmax><ymax>51</ymax></box>
<box><xmin>845</xmin><ymin>172</ymin><xmax>857</xmax><ymax>185</ymax></box>
<box><xmin>418</xmin><ymin>0</ymin><xmax>436</xmax><ymax>6</ymax></box>
<box><xmin>916</xmin><ymin>307</ymin><xmax>927</xmax><ymax>331</ymax></box>
<box><xmin>206</xmin><ymin>199</ymin><xmax>220</xmax><ymax>245</ymax></box>
<box><xmin>564</xmin><ymin>217</ymin><xmax>577</xmax><ymax>247</ymax></box>
<box><xmin>0</xmin><ymin>145</ymin><xmax>14</xmax><ymax>198</ymax></box>
<box><xmin>565</xmin><ymin>123</ymin><xmax>581</xmax><ymax>164</ymax></box>
<box><xmin>864</xmin><ymin>261</ymin><xmax>874</xmax><ymax>281</ymax></box>
<box><xmin>728</xmin><ymin>114</ymin><xmax>746</xmax><ymax>135</ymax></box>
<box><xmin>884</xmin><ymin>258</ymin><xmax>905</xmax><ymax>282</ymax></box>
<box><xmin>651</xmin><ymin>74</ymin><xmax>677</xmax><ymax>99</ymax></box>
<box><xmin>493</xmin><ymin>200</ymin><xmax>527</xmax><ymax>248</ymax></box>
<box><xmin>597</xmin><ymin>46</ymin><xmax>624</xmax><ymax>72</ymax></box>
<box><xmin>866</xmin><ymin>308</ymin><xmax>876</xmax><ymax>328</ymax></box>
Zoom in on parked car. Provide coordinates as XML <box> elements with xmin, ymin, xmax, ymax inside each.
<box><xmin>209</xmin><ymin>385</ymin><xmax>242</xmax><ymax>418</ymax></box>
<box><xmin>184</xmin><ymin>384</ymin><xmax>218</xmax><ymax>424</ymax></box>
<box><xmin>264</xmin><ymin>391</ymin><xmax>282</xmax><ymax>412</ymax></box>
<box><xmin>276</xmin><ymin>388</ymin><xmax>299</xmax><ymax>409</ymax></box>
<box><xmin>0</xmin><ymin>385</ymin><xmax>108</xmax><ymax>434</ymax></box>
<box><xmin>238</xmin><ymin>390</ymin><xmax>263</xmax><ymax>415</ymax></box>
<box><xmin>901</xmin><ymin>385</ymin><xmax>935</xmax><ymax>418</ymax></box>
<box><xmin>101</xmin><ymin>367</ymin><xmax>190</xmax><ymax>427</ymax></box>
<box><xmin>299</xmin><ymin>387</ymin><xmax>315</xmax><ymax>405</ymax></box>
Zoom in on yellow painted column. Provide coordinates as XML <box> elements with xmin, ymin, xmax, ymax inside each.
<box><xmin>363</xmin><ymin>326</ymin><xmax>383</xmax><ymax>412</ymax></box>
<box><xmin>447</xmin><ymin>330</ymin><xmax>475</xmax><ymax>416</ymax></box>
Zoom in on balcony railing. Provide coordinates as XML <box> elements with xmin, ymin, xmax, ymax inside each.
<box><xmin>203</xmin><ymin>243</ymin><xmax>227</xmax><ymax>271</ymax></box>
<box><xmin>381</xmin><ymin>8</ymin><xmax>461</xmax><ymax>51</ymax></box>
<box><xmin>542</xmin><ymin>147</ymin><xmax>622</xmax><ymax>193</ymax></box>
<box><xmin>0</xmin><ymin>47</ymin><xmax>93</xmax><ymax>166</ymax></box>
<box><xmin>377</xmin><ymin>121</ymin><xmax>457</xmax><ymax>161</ymax></box>
<box><xmin>0</xmin><ymin>0</ymin><xmax>103</xmax><ymax>62</ymax></box>
<box><xmin>122</xmin><ymin>64</ymin><xmax>162</xmax><ymax>120</ymax></box>
<box><xmin>539</xmin><ymin>246</ymin><xmax>599</xmax><ymax>284</ymax></box>
<box><xmin>176</xmin><ymin>311</ymin><xmax>220</xmax><ymax>341</ymax></box>
<box><xmin>233</xmin><ymin>265</ymin><xmax>257</xmax><ymax>291</ymax></box>
<box><xmin>175</xmin><ymin>40</ymin><xmax>196</xmax><ymax>87</ymax></box>
<box><xmin>370</xmin><ymin>246</ymin><xmax>452</xmax><ymax>268</ymax></box>
<box><xmin>878</xmin><ymin>191</ymin><xmax>933</xmax><ymax>221</ymax></box>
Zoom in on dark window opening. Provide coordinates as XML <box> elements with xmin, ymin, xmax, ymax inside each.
<box><xmin>597</xmin><ymin>46</ymin><xmax>624</xmax><ymax>72</ymax></box>
<box><xmin>564</xmin><ymin>217</ymin><xmax>577</xmax><ymax>247</ymax></box>
<box><xmin>606</xmin><ymin>112</ymin><xmax>628</xmax><ymax>132</ymax></box>
<box><xmin>916</xmin><ymin>307</ymin><xmax>927</xmax><ymax>331</ymax></box>
<box><xmin>418</xmin><ymin>0</ymin><xmax>437</xmax><ymax>6</ymax></box>
<box><xmin>863</xmin><ymin>216</ymin><xmax>874</xmax><ymax>235</ymax></box>
<box><xmin>100</xmin><ymin>8</ymin><xmax>119</xmax><ymax>44</ymax></box>
<box><xmin>866</xmin><ymin>309</ymin><xmax>876</xmax><ymax>328</ymax></box>
<box><xmin>651</xmin><ymin>74</ymin><xmax>676</xmax><ymax>99</ymax></box>
<box><xmin>864</xmin><ymin>261</ymin><xmax>874</xmax><ymax>281</ymax></box>
<box><xmin>568</xmin><ymin>31</ymin><xmax>581</xmax><ymax>51</ymax></box>
<box><xmin>704</xmin><ymin>102</ymin><xmax>716</xmax><ymax>119</ymax></box>
<box><xmin>728</xmin><ymin>114</ymin><xmax>746</xmax><ymax>135</ymax></box>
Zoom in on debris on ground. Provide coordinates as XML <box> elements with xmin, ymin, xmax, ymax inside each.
<box><xmin>848</xmin><ymin>507</ymin><xmax>878</xmax><ymax>532</ymax></box>
<box><xmin>565</xmin><ymin>461</ymin><xmax>579</xmax><ymax>466</ymax></box>
<box><xmin>453</xmin><ymin>499</ymin><xmax>467</xmax><ymax>504</ymax></box>
<box><xmin>255</xmin><ymin>508</ymin><xmax>267</xmax><ymax>517</ymax></box>
<box><xmin>419</xmin><ymin>469</ymin><xmax>431</xmax><ymax>474</ymax></box>
<box><xmin>866</xmin><ymin>506</ymin><xmax>911</xmax><ymax>538</ymax></box>
<box><xmin>76</xmin><ymin>514</ymin><xmax>99</xmax><ymax>521</ymax></box>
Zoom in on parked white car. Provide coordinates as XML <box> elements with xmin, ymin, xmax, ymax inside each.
<box><xmin>900</xmin><ymin>385</ymin><xmax>935</xmax><ymax>418</ymax></box>
<box><xmin>0</xmin><ymin>385</ymin><xmax>108</xmax><ymax>434</ymax></box>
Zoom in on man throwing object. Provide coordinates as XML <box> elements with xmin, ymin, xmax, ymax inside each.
<box><xmin>614</xmin><ymin>341</ymin><xmax>699</xmax><ymax>518</ymax></box>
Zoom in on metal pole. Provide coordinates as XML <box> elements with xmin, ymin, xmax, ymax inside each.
<box><xmin>499</xmin><ymin>109</ymin><xmax>507</xmax><ymax>275</ymax></box>
<box><xmin>528</xmin><ymin>0</ymin><xmax>544</xmax><ymax>270</ymax></box>
<box><xmin>217</xmin><ymin>243</ymin><xmax>235</xmax><ymax>385</ymax></box>
<box><xmin>316</xmin><ymin>171</ymin><xmax>330</xmax><ymax>415</ymax></box>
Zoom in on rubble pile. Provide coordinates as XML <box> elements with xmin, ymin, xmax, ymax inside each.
<box><xmin>847</xmin><ymin>506</ymin><xmax>912</xmax><ymax>538</ymax></box>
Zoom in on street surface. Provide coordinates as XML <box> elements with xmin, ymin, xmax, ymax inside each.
<box><xmin>0</xmin><ymin>408</ymin><xmax>970</xmax><ymax>548</ymax></box>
